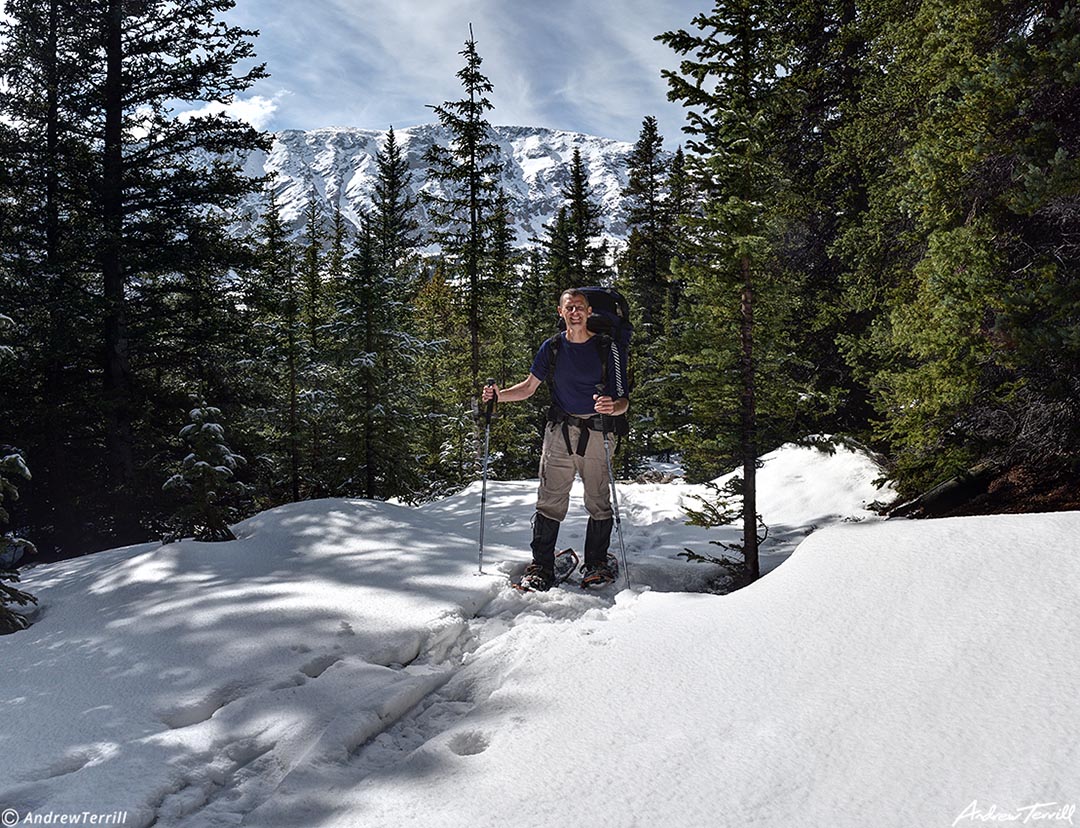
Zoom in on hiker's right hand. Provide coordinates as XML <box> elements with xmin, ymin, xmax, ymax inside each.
<box><xmin>482</xmin><ymin>384</ymin><xmax>498</xmax><ymax>403</ymax></box>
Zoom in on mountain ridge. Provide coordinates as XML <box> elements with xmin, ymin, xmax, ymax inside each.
<box><xmin>237</xmin><ymin>123</ymin><xmax>640</xmax><ymax>247</ymax></box>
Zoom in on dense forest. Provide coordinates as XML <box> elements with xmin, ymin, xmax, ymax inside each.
<box><xmin>1</xmin><ymin>0</ymin><xmax>1077</xmax><ymax>585</ymax></box>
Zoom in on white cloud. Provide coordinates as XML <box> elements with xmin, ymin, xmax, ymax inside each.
<box><xmin>225</xmin><ymin>0</ymin><xmax>702</xmax><ymax>142</ymax></box>
<box><xmin>179</xmin><ymin>92</ymin><xmax>287</xmax><ymax>131</ymax></box>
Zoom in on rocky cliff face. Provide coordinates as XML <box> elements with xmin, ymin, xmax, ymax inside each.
<box><xmin>237</xmin><ymin>124</ymin><xmax>636</xmax><ymax>247</ymax></box>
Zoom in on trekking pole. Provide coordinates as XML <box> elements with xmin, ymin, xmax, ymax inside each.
<box><xmin>477</xmin><ymin>378</ymin><xmax>497</xmax><ymax>574</ymax></box>
<box><xmin>596</xmin><ymin>384</ymin><xmax>631</xmax><ymax>590</ymax></box>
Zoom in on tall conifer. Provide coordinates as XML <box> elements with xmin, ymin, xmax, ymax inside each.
<box><xmin>424</xmin><ymin>27</ymin><xmax>503</xmax><ymax>398</ymax></box>
<box><xmin>660</xmin><ymin>1</ymin><xmax>789</xmax><ymax>580</ymax></box>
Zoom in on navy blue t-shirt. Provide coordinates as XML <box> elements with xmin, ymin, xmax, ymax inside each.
<box><xmin>529</xmin><ymin>333</ymin><xmax>628</xmax><ymax>416</ymax></box>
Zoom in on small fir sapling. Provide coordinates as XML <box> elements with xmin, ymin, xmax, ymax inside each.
<box><xmin>163</xmin><ymin>401</ymin><xmax>248</xmax><ymax>542</ymax></box>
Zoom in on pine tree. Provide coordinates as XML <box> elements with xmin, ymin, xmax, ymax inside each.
<box><xmin>1</xmin><ymin>448</ymin><xmax>37</xmax><ymax>634</ymax></box>
<box><xmin>411</xmin><ymin>265</ymin><xmax>473</xmax><ymax>498</ymax></box>
<box><xmin>619</xmin><ymin>116</ymin><xmax>677</xmax><ymax>465</ymax></box>
<box><xmin>0</xmin><ymin>313</ymin><xmax>38</xmax><ymax>634</ymax></box>
<box><xmin>298</xmin><ymin>188</ymin><xmax>333</xmax><ymax>497</ymax></box>
<box><xmin>0</xmin><ymin>0</ymin><xmax>110</xmax><ymax>553</ymax></box>
<box><xmin>374</xmin><ymin>126</ymin><xmax>422</xmax><ymax>273</ymax></box>
<box><xmin>424</xmin><ymin>27</ymin><xmax>504</xmax><ymax>398</ymax></box>
<box><xmin>563</xmin><ymin>148</ymin><xmax>609</xmax><ymax>285</ymax></box>
<box><xmin>97</xmin><ymin>0</ymin><xmax>269</xmax><ymax>538</ymax></box>
<box><xmin>851</xmin><ymin>0</ymin><xmax>1080</xmax><ymax>494</ymax></box>
<box><xmin>660</xmin><ymin>0</ymin><xmax>790</xmax><ymax>580</ymax></box>
<box><xmin>332</xmin><ymin>215</ymin><xmax>423</xmax><ymax>500</ymax></box>
<box><xmin>538</xmin><ymin>205</ymin><xmax>576</xmax><ymax>293</ymax></box>
<box><xmin>767</xmin><ymin>0</ymin><xmax>877</xmax><ymax>438</ymax></box>
<box><xmin>244</xmin><ymin>191</ymin><xmax>304</xmax><ymax>503</ymax></box>
<box><xmin>622</xmin><ymin>116</ymin><xmax>672</xmax><ymax>337</ymax></box>
<box><xmin>328</xmin><ymin>127</ymin><xmax>426</xmax><ymax>500</ymax></box>
<box><xmin>301</xmin><ymin>189</ymin><xmax>326</xmax><ymax>355</ymax></box>
<box><xmin>163</xmin><ymin>401</ymin><xmax>247</xmax><ymax>542</ymax></box>
<box><xmin>1</xmin><ymin>0</ymin><xmax>270</xmax><ymax>548</ymax></box>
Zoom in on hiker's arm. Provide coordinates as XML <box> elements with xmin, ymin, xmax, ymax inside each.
<box><xmin>483</xmin><ymin>373</ymin><xmax>541</xmax><ymax>404</ymax></box>
<box><xmin>593</xmin><ymin>395</ymin><xmax>628</xmax><ymax>416</ymax></box>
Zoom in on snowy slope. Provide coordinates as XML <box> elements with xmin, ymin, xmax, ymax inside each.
<box><xmin>2</xmin><ymin>443</ymin><xmax>1076</xmax><ymax>828</ymax></box>
<box><xmin>322</xmin><ymin>513</ymin><xmax>1080</xmax><ymax>828</ymax></box>
<box><xmin>235</xmin><ymin>124</ymin><xmax>637</xmax><ymax>247</ymax></box>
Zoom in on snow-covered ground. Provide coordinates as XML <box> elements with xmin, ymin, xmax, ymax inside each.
<box><xmin>2</xmin><ymin>442</ymin><xmax>1077</xmax><ymax>828</ymax></box>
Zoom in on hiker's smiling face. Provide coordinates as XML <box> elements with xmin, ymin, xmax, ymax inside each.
<box><xmin>558</xmin><ymin>292</ymin><xmax>591</xmax><ymax>331</ymax></box>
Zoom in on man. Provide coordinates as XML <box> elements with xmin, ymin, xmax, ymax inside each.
<box><xmin>482</xmin><ymin>288</ymin><xmax>629</xmax><ymax>590</ymax></box>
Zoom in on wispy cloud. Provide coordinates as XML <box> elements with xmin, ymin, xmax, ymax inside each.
<box><xmin>228</xmin><ymin>0</ymin><xmax>702</xmax><ymax>143</ymax></box>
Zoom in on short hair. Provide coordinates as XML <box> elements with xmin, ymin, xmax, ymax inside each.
<box><xmin>559</xmin><ymin>288</ymin><xmax>589</xmax><ymax>308</ymax></box>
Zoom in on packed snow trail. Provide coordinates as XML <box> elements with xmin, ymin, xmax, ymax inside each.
<box><xmin>240</xmin><ymin>578</ymin><xmax>629</xmax><ymax>828</ymax></box>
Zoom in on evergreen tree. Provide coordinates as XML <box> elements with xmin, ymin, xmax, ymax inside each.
<box><xmin>768</xmin><ymin>0</ymin><xmax>878</xmax><ymax>438</ymax></box>
<box><xmin>852</xmin><ymin>0</ymin><xmax>1080</xmax><ymax>494</ymax></box>
<box><xmin>0</xmin><ymin>0</ymin><xmax>109</xmax><ymax>553</ymax></box>
<box><xmin>0</xmin><ymin>0</ymin><xmax>269</xmax><ymax>549</ymax></box>
<box><xmin>424</xmin><ymin>27</ymin><xmax>504</xmax><ymax>397</ymax></box>
<box><xmin>660</xmin><ymin>0</ymin><xmax>791</xmax><ymax>579</ymax></box>
<box><xmin>163</xmin><ymin>401</ymin><xmax>247</xmax><ymax>542</ymax></box>
<box><xmin>619</xmin><ymin>116</ymin><xmax>676</xmax><ymax>465</ymax></box>
<box><xmin>1</xmin><ymin>448</ymin><xmax>37</xmax><ymax>635</ymax></box>
<box><xmin>538</xmin><ymin>205</ymin><xmax>576</xmax><ymax>293</ymax></box>
<box><xmin>301</xmin><ymin>189</ymin><xmax>327</xmax><ymax>355</ymax></box>
<box><xmin>332</xmin><ymin>214</ymin><xmax>423</xmax><ymax>501</ymax></box>
<box><xmin>562</xmin><ymin>147</ymin><xmax>610</xmax><ymax>285</ymax></box>
<box><xmin>243</xmin><ymin>191</ymin><xmax>304</xmax><ymax>503</ymax></box>
<box><xmin>374</xmin><ymin>126</ymin><xmax>423</xmax><ymax>272</ymax></box>
<box><xmin>328</xmin><ymin>127</ymin><xmax>426</xmax><ymax>500</ymax></box>
<box><xmin>0</xmin><ymin>314</ymin><xmax>37</xmax><ymax>634</ymax></box>
<box><xmin>411</xmin><ymin>265</ymin><xmax>474</xmax><ymax>498</ymax></box>
<box><xmin>298</xmin><ymin>188</ymin><xmax>333</xmax><ymax>496</ymax></box>
<box><xmin>622</xmin><ymin>116</ymin><xmax>672</xmax><ymax>337</ymax></box>
<box><xmin>96</xmin><ymin>0</ymin><xmax>269</xmax><ymax>538</ymax></box>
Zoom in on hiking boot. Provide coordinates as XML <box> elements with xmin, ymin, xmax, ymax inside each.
<box><xmin>519</xmin><ymin>563</ymin><xmax>555</xmax><ymax>592</ymax></box>
<box><xmin>581</xmin><ymin>563</ymin><xmax>616</xmax><ymax>589</ymax></box>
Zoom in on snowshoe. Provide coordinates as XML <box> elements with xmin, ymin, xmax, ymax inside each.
<box><xmin>513</xmin><ymin>548</ymin><xmax>579</xmax><ymax>592</ymax></box>
<box><xmin>581</xmin><ymin>553</ymin><xmax>619</xmax><ymax>590</ymax></box>
<box><xmin>554</xmin><ymin>548</ymin><xmax>580</xmax><ymax>584</ymax></box>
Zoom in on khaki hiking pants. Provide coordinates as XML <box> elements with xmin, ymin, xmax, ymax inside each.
<box><xmin>535</xmin><ymin>420</ymin><xmax>613</xmax><ymax>523</ymax></box>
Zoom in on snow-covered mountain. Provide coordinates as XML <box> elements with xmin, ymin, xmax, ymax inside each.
<box><xmin>238</xmin><ymin>124</ymin><xmax>636</xmax><ymax>247</ymax></box>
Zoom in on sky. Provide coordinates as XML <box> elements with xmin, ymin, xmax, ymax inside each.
<box><xmin>222</xmin><ymin>0</ymin><xmax>708</xmax><ymax>144</ymax></box>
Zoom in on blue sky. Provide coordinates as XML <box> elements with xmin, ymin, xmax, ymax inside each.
<box><xmin>223</xmin><ymin>0</ymin><xmax>707</xmax><ymax>145</ymax></box>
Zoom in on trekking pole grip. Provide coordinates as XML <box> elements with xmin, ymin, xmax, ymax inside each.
<box><xmin>484</xmin><ymin>378</ymin><xmax>497</xmax><ymax>425</ymax></box>
<box><xmin>595</xmin><ymin>383</ymin><xmax>610</xmax><ymax>434</ymax></box>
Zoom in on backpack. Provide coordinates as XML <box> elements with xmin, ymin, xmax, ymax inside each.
<box><xmin>546</xmin><ymin>286</ymin><xmax>633</xmax><ymax>436</ymax></box>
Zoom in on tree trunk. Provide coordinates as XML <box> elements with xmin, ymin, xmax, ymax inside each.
<box><xmin>102</xmin><ymin>0</ymin><xmax>137</xmax><ymax>533</ymax></box>
<box><xmin>42</xmin><ymin>0</ymin><xmax>71</xmax><ymax>549</ymax></box>
<box><xmin>740</xmin><ymin>254</ymin><xmax>759</xmax><ymax>580</ymax></box>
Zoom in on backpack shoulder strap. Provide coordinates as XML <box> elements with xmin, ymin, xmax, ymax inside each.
<box><xmin>545</xmin><ymin>333</ymin><xmax>562</xmax><ymax>391</ymax></box>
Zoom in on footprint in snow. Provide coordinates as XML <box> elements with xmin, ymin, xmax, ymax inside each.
<box><xmin>447</xmin><ymin>730</ymin><xmax>491</xmax><ymax>757</ymax></box>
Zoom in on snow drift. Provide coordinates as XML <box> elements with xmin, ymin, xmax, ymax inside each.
<box><xmin>1</xmin><ymin>443</ymin><xmax>1075</xmax><ymax>828</ymax></box>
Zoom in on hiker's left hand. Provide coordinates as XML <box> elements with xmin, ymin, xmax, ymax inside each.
<box><xmin>593</xmin><ymin>394</ymin><xmax>616</xmax><ymax>415</ymax></box>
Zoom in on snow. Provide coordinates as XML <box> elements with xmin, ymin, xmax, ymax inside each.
<box><xmin>2</xmin><ymin>442</ymin><xmax>1077</xmax><ymax>828</ymax></box>
<box><xmin>237</xmin><ymin>124</ymin><xmax>636</xmax><ymax>247</ymax></box>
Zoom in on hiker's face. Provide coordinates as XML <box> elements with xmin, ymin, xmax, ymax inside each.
<box><xmin>559</xmin><ymin>296</ymin><xmax>590</xmax><ymax>327</ymax></box>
